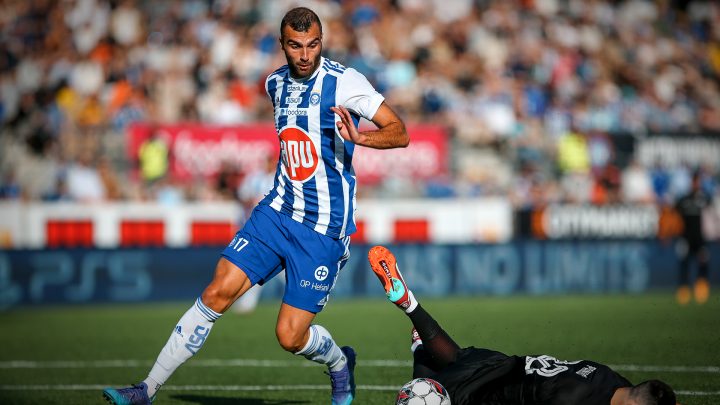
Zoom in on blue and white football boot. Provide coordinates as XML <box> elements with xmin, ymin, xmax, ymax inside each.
<box><xmin>329</xmin><ymin>346</ymin><xmax>356</xmax><ymax>405</ymax></box>
<box><xmin>103</xmin><ymin>382</ymin><xmax>155</xmax><ymax>405</ymax></box>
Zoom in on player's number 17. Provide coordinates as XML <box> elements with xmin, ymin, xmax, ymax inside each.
<box><xmin>232</xmin><ymin>237</ymin><xmax>249</xmax><ymax>252</ymax></box>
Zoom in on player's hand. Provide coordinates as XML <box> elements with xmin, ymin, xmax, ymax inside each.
<box><xmin>331</xmin><ymin>105</ymin><xmax>366</xmax><ymax>145</ymax></box>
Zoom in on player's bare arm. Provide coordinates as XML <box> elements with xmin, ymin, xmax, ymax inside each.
<box><xmin>331</xmin><ymin>102</ymin><xmax>409</xmax><ymax>149</ymax></box>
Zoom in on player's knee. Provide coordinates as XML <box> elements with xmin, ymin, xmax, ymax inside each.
<box><xmin>200</xmin><ymin>287</ymin><xmax>232</xmax><ymax>313</ymax></box>
<box><xmin>275</xmin><ymin>324</ymin><xmax>305</xmax><ymax>352</ymax></box>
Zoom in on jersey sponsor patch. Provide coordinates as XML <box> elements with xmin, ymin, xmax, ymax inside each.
<box><xmin>287</xmin><ymin>84</ymin><xmax>308</xmax><ymax>92</ymax></box>
<box><xmin>525</xmin><ymin>355</ymin><xmax>581</xmax><ymax>377</ymax></box>
<box><xmin>576</xmin><ymin>365</ymin><xmax>597</xmax><ymax>378</ymax></box>
<box><xmin>279</xmin><ymin>127</ymin><xmax>319</xmax><ymax>181</ymax></box>
<box><xmin>314</xmin><ymin>266</ymin><xmax>329</xmax><ymax>281</ymax></box>
<box><xmin>279</xmin><ymin>108</ymin><xmax>308</xmax><ymax>116</ymax></box>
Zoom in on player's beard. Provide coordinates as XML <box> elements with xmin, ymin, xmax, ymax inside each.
<box><xmin>288</xmin><ymin>52</ymin><xmax>321</xmax><ymax>79</ymax></box>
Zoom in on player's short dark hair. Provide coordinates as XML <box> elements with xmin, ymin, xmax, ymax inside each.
<box><xmin>280</xmin><ymin>7</ymin><xmax>322</xmax><ymax>37</ymax></box>
<box><xmin>630</xmin><ymin>380</ymin><xmax>676</xmax><ymax>405</ymax></box>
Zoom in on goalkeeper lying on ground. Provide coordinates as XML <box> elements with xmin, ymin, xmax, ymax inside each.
<box><xmin>368</xmin><ymin>246</ymin><xmax>677</xmax><ymax>405</ymax></box>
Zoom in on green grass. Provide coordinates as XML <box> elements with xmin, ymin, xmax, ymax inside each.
<box><xmin>0</xmin><ymin>294</ymin><xmax>719</xmax><ymax>404</ymax></box>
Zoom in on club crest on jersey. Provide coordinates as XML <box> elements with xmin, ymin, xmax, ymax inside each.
<box><xmin>310</xmin><ymin>92</ymin><xmax>320</xmax><ymax>105</ymax></box>
<box><xmin>279</xmin><ymin>127</ymin><xmax>319</xmax><ymax>182</ymax></box>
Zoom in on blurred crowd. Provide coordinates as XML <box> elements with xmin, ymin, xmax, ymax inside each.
<box><xmin>0</xmin><ymin>0</ymin><xmax>719</xmax><ymax>208</ymax></box>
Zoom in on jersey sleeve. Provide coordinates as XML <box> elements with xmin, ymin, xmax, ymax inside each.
<box><xmin>336</xmin><ymin>68</ymin><xmax>385</xmax><ymax>121</ymax></box>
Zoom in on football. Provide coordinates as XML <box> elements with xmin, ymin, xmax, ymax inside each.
<box><xmin>396</xmin><ymin>378</ymin><xmax>451</xmax><ymax>405</ymax></box>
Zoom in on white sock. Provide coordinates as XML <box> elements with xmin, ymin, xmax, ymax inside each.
<box><xmin>143</xmin><ymin>376</ymin><xmax>161</xmax><ymax>398</ymax></box>
<box><xmin>145</xmin><ymin>297</ymin><xmax>221</xmax><ymax>395</ymax></box>
<box><xmin>410</xmin><ymin>329</ymin><xmax>423</xmax><ymax>353</ymax></box>
<box><xmin>295</xmin><ymin>324</ymin><xmax>347</xmax><ymax>372</ymax></box>
<box><xmin>404</xmin><ymin>290</ymin><xmax>418</xmax><ymax>314</ymax></box>
<box><xmin>411</xmin><ymin>340</ymin><xmax>423</xmax><ymax>353</ymax></box>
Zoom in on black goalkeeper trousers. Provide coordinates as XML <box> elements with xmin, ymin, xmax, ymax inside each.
<box><xmin>407</xmin><ymin>304</ymin><xmax>462</xmax><ymax>378</ymax></box>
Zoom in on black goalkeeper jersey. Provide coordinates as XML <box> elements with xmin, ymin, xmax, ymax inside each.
<box><xmin>675</xmin><ymin>190</ymin><xmax>712</xmax><ymax>245</ymax></box>
<box><xmin>434</xmin><ymin>347</ymin><xmax>632</xmax><ymax>405</ymax></box>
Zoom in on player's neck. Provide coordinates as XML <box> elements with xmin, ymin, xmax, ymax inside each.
<box><xmin>610</xmin><ymin>387</ymin><xmax>633</xmax><ymax>405</ymax></box>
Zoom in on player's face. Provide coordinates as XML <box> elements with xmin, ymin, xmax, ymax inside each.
<box><xmin>280</xmin><ymin>23</ymin><xmax>322</xmax><ymax>79</ymax></box>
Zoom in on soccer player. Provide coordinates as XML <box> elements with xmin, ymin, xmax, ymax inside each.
<box><xmin>103</xmin><ymin>7</ymin><xmax>408</xmax><ymax>405</ymax></box>
<box><xmin>368</xmin><ymin>246</ymin><xmax>678</xmax><ymax>405</ymax></box>
<box><xmin>674</xmin><ymin>170</ymin><xmax>713</xmax><ymax>305</ymax></box>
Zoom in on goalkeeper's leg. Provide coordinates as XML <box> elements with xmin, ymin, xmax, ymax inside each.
<box><xmin>369</xmin><ymin>246</ymin><xmax>461</xmax><ymax>370</ymax></box>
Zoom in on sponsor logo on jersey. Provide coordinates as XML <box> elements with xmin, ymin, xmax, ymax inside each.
<box><xmin>287</xmin><ymin>84</ymin><xmax>307</xmax><ymax>92</ymax></box>
<box><xmin>315</xmin><ymin>266</ymin><xmax>329</xmax><ymax>281</ymax></box>
<box><xmin>285</xmin><ymin>96</ymin><xmax>302</xmax><ymax>104</ymax></box>
<box><xmin>279</xmin><ymin>108</ymin><xmax>308</xmax><ymax>116</ymax></box>
<box><xmin>279</xmin><ymin>127</ymin><xmax>319</xmax><ymax>181</ymax></box>
<box><xmin>576</xmin><ymin>365</ymin><xmax>597</xmax><ymax>378</ymax></box>
<box><xmin>525</xmin><ymin>355</ymin><xmax>581</xmax><ymax>377</ymax></box>
<box><xmin>300</xmin><ymin>279</ymin><xmax>330</xmax><ymax>291</ymax></box>
<box><xmin>310</xmin><ymin>92</ymin><xmax>320</xmax><ymax>105</ymax></box>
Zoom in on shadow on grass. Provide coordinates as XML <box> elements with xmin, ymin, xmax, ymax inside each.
<box><xmin>170</xmin><ymin>394</ymin><xmax>311</xmax><ymax>404</ymax></box>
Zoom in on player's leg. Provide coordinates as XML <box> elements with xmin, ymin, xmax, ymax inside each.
<box><xmin>231</xmin><ymin>283</ymin><xmax>264</xmax><ymax>314</ymax></box>
<box><xmin>368</xmin><ymin>245</ymin><xmax>418</xmax><ymax>312</ymax></box>
<box><xmin>103</xmin><ymin>258</ymin><xmax>252</xmax><ymax>404</ymax></box>
<box><xmin>407</xmin><ymin>303</ymin><xmax>461</xmax><ymax>370</ymax></box>
<box><xmin>368</xmin><ymin>246</ymin><xmax>461</xmax><ymax>370</ymax></box>
<box><xmin>276</xmin><ymin>303</ymin><xmax>352</xmax><ymax>371</ymax></box>
<box><xmin>280</xmin><ymin>219</ymin><xmax>355</xmax><ymax>404</ymax></box>
<box><xmin>694</xmin><ymin>245</ymin><xmax>710</xmax><ymax>304</ymax></box>
<box><xmin>410</xmin><ymin>329</ymin><xmax>440</xmax><ymax>379</ymax></box>
<box><xmin>103</xmin><ymin>207</ymin><xmax>281</xmax><ymax>404</ymax></box>
<box><xmin>676</xmin><ymin>240</ymin><xmax>692</xmax><ymax>305</ymax></box>
<box><xmin>275</xmin><ymin>303</ymin><xmax>355</xmax><ymax>405</ymax></box>
<box><xmin>147</xmin><ymin>258</ymin><xmax>251</xmax><ymax>387</ymax></box>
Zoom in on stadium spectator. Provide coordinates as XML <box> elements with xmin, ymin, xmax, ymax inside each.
<box><xmin>0</xmin><ymin>0</ymin><xmax>718</xmax><ymax>207</ymax></box>
<box><xmin>137</xmin><ymin>131</ymin><xmax>169</xmax><ymax>185</ymax></box>
<box><xmin>368</xmin><ymin>245</ymin><xmax>677</xmax><ymax>405</ymax></box>
<box><xmin>215</xmin><ymin>160</ymin><xmax>243</xmax><ymax>201</ymax></box>
<box><xmin>153</xmin><ymin>175</ymin><xmax>186</xmax><ymax>206</ymax></box>
<box><xmin>65</xmin><ymin>154</ymin><xmax>106</xmax><ymax>202</ymax></box>
<box><xmin>103</xmin><ymin>7</ymin><xmax>410</xmax><ymax>405</ymax></box>
<box><xmin>97</xmin><ymin>156</ymin><xmax>123</xmax><ymax>200</ymax></box>
<box><xmin>0</xmin><ymin>170</ymin><xmax>20</xmax><ymax>199</ymax></box>
<box><xmin>622</xmin><ymin>160</ymin><xmax>654</xmax><ymax>204</ymax></box>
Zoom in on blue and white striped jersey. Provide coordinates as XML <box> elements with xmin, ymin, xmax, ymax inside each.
<box><xmin>260</xmin><ymin>57</ymin><xmax>384</xmax><ymax>239</ymax></box>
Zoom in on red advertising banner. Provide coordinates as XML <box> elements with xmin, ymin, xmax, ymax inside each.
<box><xmin>128</xmin><ymin>123</ymin><xmax>448</xmax><ymax>184</ymax></box>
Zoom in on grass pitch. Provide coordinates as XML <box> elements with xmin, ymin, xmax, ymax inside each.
<box><xmin>0</xmin><ymin>293</ymin><xmax>718</xmax><ymax>404</ymax></box>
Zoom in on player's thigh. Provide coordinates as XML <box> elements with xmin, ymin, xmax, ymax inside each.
<box><xmin>201</xmin><ymin>258</ymin><xmax>254</xmax><ymax>312</ymax></box>
<box><xmin>220</xmin><ymin>208</ymin><xmax>285</xmax><ymax>287</ymax></box>
<box><xmin>282</xmin><ymin>228</ymin><xmax>350</xmax><ymax>313</ymax></box>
